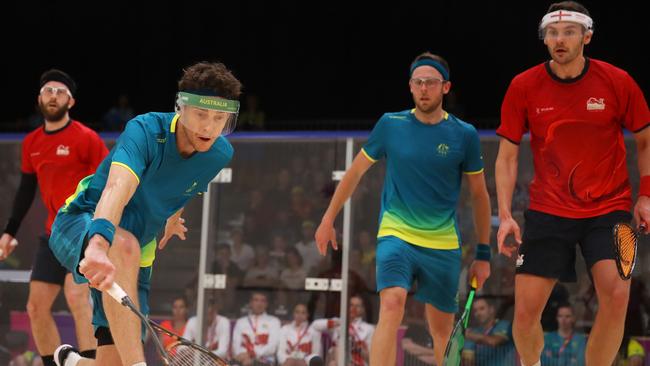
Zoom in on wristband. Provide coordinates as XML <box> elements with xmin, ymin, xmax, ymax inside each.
<box><xmin>640</xmin><ymin>176</ymin><xmax>650</xmax><ymax>198</ymax></box>
<box><xmin>475</xmin><ymin>243</ymin><xmax>491</xmax><ymax>261</ymax></box>
<box><xmin>88</xmin><ymin>218</ymin><xmax>115</xmax><ymax>244</ymax></box>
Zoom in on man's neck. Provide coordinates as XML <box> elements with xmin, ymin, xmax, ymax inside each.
<box><xmin>414</xmin><ymin>107</ymin><xmax>445</xmax><ymax>125</ymax></box>
<box><xmin>44</xmin><ymin>117</ymin><xmax>69</xmax><ymax>132</ymax></box>
<box><xmin>558</xmin><ymin>328</ymin><xmax>573</xmax><ymax>338</ymax></box>
<box><xmin>549</xmin><ymin>55</ymin><xmax>586</xmax><ymax>79</ymax></box>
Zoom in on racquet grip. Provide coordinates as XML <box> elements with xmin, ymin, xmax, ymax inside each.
<box><xmin>470</xmin><ymin>276</ymin><xmax>478</xmax><ymax>289</ymax></box>
<box><xmin>106</xmin><ymin>282</ymin><xmax>129</xmax><ymax>302</ymax></box>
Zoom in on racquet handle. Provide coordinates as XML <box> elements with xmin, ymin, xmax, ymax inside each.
<box><xmin>106</xmin><ymin>282</ymin><xmax>129</xmax><ymax>302</ymax></box>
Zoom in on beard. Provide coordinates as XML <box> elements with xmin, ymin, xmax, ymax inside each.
<box><xmin>39</xmin><ymin>100</ymin><xmax>69</xmax><ymax>121</ymax></box>
<box><xmin>414</xmin><ymin>95</ymin><xmax>443</xmax><ymax>114</ymax></box>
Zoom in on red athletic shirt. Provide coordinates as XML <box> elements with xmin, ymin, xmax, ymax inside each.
<box><xmin>21</xmin><ymin>120</ymin><xmax>108</xmax><ymax>233</ymax></box>
<box><xmin>498</xmin><ymin>58</ymin><xmax>650</xmax><ymax>218</ymax></box>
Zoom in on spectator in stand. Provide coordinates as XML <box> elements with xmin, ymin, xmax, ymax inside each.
<box><xmin>541</xmin><ymin>303</ymin><xmax>587</xmax><ymax>366</ymax></box>
<box><xmin>183</xmin><ymin>300</ymin><xmax>231</xmax><ymax>360</ymax></box>
<box><xmin>232</xmin><ymin>292</ymin><xmax>281</xmax><ymax>365</ymax></box>
<box><xmin>101</xmin><ymin>93</ymin><xmax>134</xmax><ymax>132</ymax></box>
<box><xmin>277</xmin><ymin>303</ymin><xmax>321</xmax><ymax>366</ymax></box>
<box><xmin>243</xmin><ymin>245</ymin><xmax>279</xmax><ymax>288</ymax></box>
<box><xmin>159</xmin><ymin>296</ymin><xmax>189</xmax><ymax>350</ymax></box>
<box><xmin>229</xmin><ymin>226</ymin><xmax>255</xmax><ymax>272</ymax></box>
<box><xmin>463</xmin><ymin>297</ymin><xmax>515</xmax><ymax>366</ymax></box>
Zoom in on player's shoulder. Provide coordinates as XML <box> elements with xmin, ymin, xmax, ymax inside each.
<box><xmin>126</xmin><ymin>112</ymin><xmax>175</xmax><ymax>133</ymax></box>
<box><xmin>69</xmin><ymin>120</ymin><xmax>101</xmax><ymax>138</ymax></box>
<box><xmin>589</xmin><ymin>58</ymin><xmax>632</xmax><ymax>80</ymax></box>
<box><xmin>381</xmin><ymin>109</ymin><xmax>413</xmax><ymax>122</ymax></box>
<box><xmin>446</xmin><ymin>113</ymin><xmax>479</xmax><ymax>135</ymax></box>
<box><xmin>23</xmin><ymin>125</ymin><xmax>43</xmax><ymax>144</ymax></box>
<box><xmin>212</xmin><ymin>136</ymin><xmax>234</xmax><ymax>160</ymax></box>
<box><xmin>510</xmin><ymin>62</ymin><xmax>547</xmax><ymax>86</ymax></box>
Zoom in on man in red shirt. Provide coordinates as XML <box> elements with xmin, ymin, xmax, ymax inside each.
<box><xmin>495</xmin><ymin>2</ymin><xmax>650</xmax><ymax>365</ymax></box>
<box><xmin>0</xmin><ymin>69</ymin><xmax>108</xmax><ymax>366</ymax></box>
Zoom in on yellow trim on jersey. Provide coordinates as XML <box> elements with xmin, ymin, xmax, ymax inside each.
<box><xmin>171</xmin><ymin>114</ymin><xmax>179</xmax><ymax>133</ymax></box>
<box><xmin>378</xmin><ymin>211</ymin><xmax>459</xmax><ymax>249</ymax></box>
<box><xmin>62</xmin><ymin>175</ymin><xmax>94</xmax><ymax>211</ymax></box>
<box><xmin>361</xmin><ymin>148</ymin><xmax>378</xmax><ymax>163</ymax></box>
<box><xmin>464</xmin><ymin>168</ymin><xmax>484</xmax><ymax>175</ymax></box>
<box><xmin>140</xmin><ymin>239</ymin><xmax>157</xmax><ymax>267</ymax></box>
<box><xmin>111</xmin><ymin>162</ymin><xmax>140</xmax><ymax>184</ymax></box>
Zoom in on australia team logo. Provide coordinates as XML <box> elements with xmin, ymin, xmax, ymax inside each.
<box><xmin>184</xmin><ymin>181</ymin><xmax>198</xmax><ymax>196</ymax></box>
<box><xmin>436</xmin><ymin>143</ymin><xmax>450</xmax><ymax>156</ymax></box>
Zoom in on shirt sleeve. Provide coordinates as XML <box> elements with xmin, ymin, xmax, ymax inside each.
<box><xmin>361</xmin><ymin>116</ymin><xmax>387</xmax><ymax>162</ymax></box>
<box><xmin>620</xmin><ymin>73</ymin><xmax>650</xmax><ymax>133</ymax></box>
<box><xmin>311</xmin><ymin>329</ymin><xmax>322</xmax><ymax>358</ymax></box>
<box><xmin>497</xmin><ymin>78</ymin><xmax>529</xmax><ymax>144</ymax></box>
<box><xmin>111</xmin><ymin>120</ymin><xmax>151</xmax><ymax>183</ymax></box>
<box><xmin>493</xmin><ymin>320</ymin><xmax>511</xmax><ymax>340</ymax></box>
<box><xmin>182</xmin><ymin>317</ymin><xmax>197</xmax><ymax>341</ymax></box>
<box><xmin>231</xmin><ymin>319</ymin><xmax>245</xmax><ymax>356</ymax></box>
<box><xmin>216</xmin><ymin>316</ymin><xmax>231</xmax><ymax>359</ymax></box>
<box><xmin>20</xmin><ymin>136</ymin><xmax>35</xmax><ymax>174</ymax></box>
<box><xmin>86</xmin><ymin>130</ymin><xmax>109</xmax><ymax>172</ymax></box>
<box><xmin>276</xmin><ymin>327</ymin><xmax>288</xmax><ymax>364</ymax></box>
<box><xmin>462</xmin><ymin>125</ymin><xmax>484</xmax><ymax>174</ymax></box>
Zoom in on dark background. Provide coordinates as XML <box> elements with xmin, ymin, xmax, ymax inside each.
<box><xmin>2</xmin><ymin>1</ymin><xmax>647</xmax><ymax>130</ymax></box>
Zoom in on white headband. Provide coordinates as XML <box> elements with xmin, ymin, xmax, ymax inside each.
<box><xmin>540</xmin><ymin>10</ymin><xmax>593</xmax><ymax>31</ymax></box>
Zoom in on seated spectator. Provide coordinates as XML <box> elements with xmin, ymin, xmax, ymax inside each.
<box><xmin>614</xmin><ymin>336</ymin><xmax>645</xmax><ymax>366</ymax></box>
<box><xmin>232</xmin><ymin>292</ymin><xmax>282</xmax><ymax>365</ymax></box>
<box><xmin>401</xmin><ymin>300</ymin><xmax>434</xmax><ymax>366</ymax></box>
<box><xmin>277</xmin><ymin>303</ymin><xmax>322</xmax><ymax>366</ymax></box>
<box><xmin>183</xmin><ymin>300</ymin><xmax>231</xmax><ymax>360</ymax></box>
<box><xmin>311</xmin><ymin>295</ymin><xmax>375</xmax><ymax>366</ymax></box>
<box><xmin>159</xmin><ymin>296</ymin><xmax>189</xmax><ymax>350</ymax></box>
<box><xmin>295</xmin><ymin>220</ymin><xmax>320</xmax><ymax>274</ymax></box>
<box><xmin>269</xmin><ymin>232</ymin><xmax>290</xmax><ymax>270</ymax></box>
<box><xmin>211</xmin><ymin>243</ymin><xmax>245</xmax><ymax>316</ymax></box>
<box><xmin>463</xmin><ymin>297</ymin><xmax>515</xmax><ymax>366</ymax></box>
<box><xmin>102</xmin><ymin>93</ymin><xmax>134</xmax><ymax>131</ymax></box>
<box><xmin>229</xmin><ymin>227</ymin><xmax>255</xmax><ymax>271</ymax></box>
<box><xmin>541</xmin><ymin>303</ymin><xmax>587</xmax><ymax>366</ymax></box>
<box><xmin>243</xmin><ymin>245</ymin><xmax>279</xmax><ymax>288</ymax></box>
<box><xmin>280</xmin><ymin>247</ymin><xmax>308</xmax><ymax>291</ymax></box>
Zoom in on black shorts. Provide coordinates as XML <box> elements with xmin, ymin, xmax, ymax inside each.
<box><xmin>515</xmin><ymin>209</ymin><xmax>632</xmax><ymax>282</ymax></box>
<box><xmin>30</xmin><ymin>235</ymin><xmax>69</xmax><ymax>285</ymax></box>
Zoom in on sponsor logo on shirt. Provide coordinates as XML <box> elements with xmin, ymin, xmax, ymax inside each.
<box><xmin>184</xmin><ymin>181</ymin><xmax>198</xmax><ymax>195</ymax></box>
<box><xmin>516</xmin><ymin>254</ymin><xmax>524</xmax><ymax>267</ymax></box>
<box><xmin>156</xmin><ymin>134</ymin><xmax>167</xmax><ymax>143</ymax></box>
<box><xmin>536</xmin><ymin>106</ymin><xmax>555</xmax><ymax>114</ymax></box>
<box><xmin>56</xmin><ymin>145</ymin><xmax>70</xmax><ymax>156</ymax></box>
<box><xmin>436</xmin><ymin>143</ymin><xmax>450</xmax><ymax>156</ymax></box>
<box><xmin>586</xmin><ymin>97</ymin><xmax>605</xmax><ymax>111</ymax></box>
<box><xmin>30</xmin><ymin>152</ymin><xmax>40</xmax><ymax>157</ymax></box>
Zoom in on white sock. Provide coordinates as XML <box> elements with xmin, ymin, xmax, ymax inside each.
<box><xmin>132</xmin><ymin>363</ymin><xmax>147</xmax><ymax>366</ymax></box>
<box><xmin>64</xmin><ymin>353</ymin><xmax>82</xmax><ymax>366</ymax></box>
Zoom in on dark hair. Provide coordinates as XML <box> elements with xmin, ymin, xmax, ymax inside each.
<box><xmin>286</xmin><ymin>247</ymin><xmax>304</xmax><ymax>266</ymax></box>
<box><xmin>410</xmin><ymin>52</ymin><xmax>450</xmax><ymax>80</ymax></box>
<box><xmin>556</xmin><ymin>302</ymin><xmax>574</xmax><ymax>314</ymax></box>
<box><xmin>547</xmin><ymin>1</ymin><xmax>590</xmax><ymax>16</ymax></box>
<box><xmin>40</xmin><ymin>69</ymin><xmax>77</xmax><ymax>96</ymax></box>
<box><xmin>178</xmin><ymin>61</ymin><xmax>242</xmax><ymax>100</ymax></box>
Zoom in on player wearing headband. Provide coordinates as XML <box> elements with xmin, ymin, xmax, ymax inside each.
<box><xmin>49</xmin><ymin>61</ymin><xmax>242</xmax><ymax>366</ymax></box>
<box><xmin>316</xmin><ymin>52</ymin><xmax>492</xmax><ymax>366</ymax></box>
<box><xmin>495</xmin><ymin>2</ymin><xmax>650</xmax><ymax>365</ymax></box>
<box><xmin>0</xmin><ymin>69</ymin><xmax>107</xmax><ymax>366</ymax></box>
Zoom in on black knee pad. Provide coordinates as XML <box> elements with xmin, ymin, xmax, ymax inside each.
<box><xmin>95</xmin><ymin>326</ymin><xmax>115</xmax><ymax>346</ymax></box>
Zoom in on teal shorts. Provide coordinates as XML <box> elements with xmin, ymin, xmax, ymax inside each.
<box><xmin>375</xmin><ymin>235</ymin><xmax>461</xmax><ymax>313</ymax></box>
<box><xmin>49</xmin><ymin>209</ymin><xmax>152</xmax><ymax>332</ymax></box>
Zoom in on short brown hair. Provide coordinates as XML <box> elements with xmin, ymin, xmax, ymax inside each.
<box><xmin>178</xmin><ymin>61</ymin><xmax>242</xmax><ymax>100</ymax></box>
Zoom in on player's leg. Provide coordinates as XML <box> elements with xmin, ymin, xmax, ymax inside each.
<box><xmin>414</xmin><ymin>245</ymin><xmax>461</xmax><ymax>366</ymax></box>
<box><xmin>99</xmin><ymin>227</ymin><xmax>144</xmax><ymax>365</ymax></box>
<box><xmin>581</xmin><ymin>211</ymin><xmax>632</xmax><ymax>366</ymax></box>
<box><xmin>62</xmin><ymin>274</ymin><xmax>96</xmax><ymax>355</ymax></box>
<box><xmin>370</xmin><ymin>237</ymin><xmax>414</xmax><ymax>366</ymax></box>
<box><xmin>27</xmin><ymin>280</ymin><xmax>62</xmax><ymax>364</ymax></box>
<box><xmin>27</xmin><ymin>236</ymin><xmax>70</xmax><ymax>366</ymax></box>
<box><xmin>512</xmin><ymin>274</ymin><xmax>555</xmax><ymax>365</ymax></box>
<box><xmin>513</xmin><ymin>210</ymin><xmax>580</xmax><ymax>365</ymax></box>
<box><xmin>423</xmin><ymin>303</ymin><xmax>454</xmax><ymax>365</ymax></box>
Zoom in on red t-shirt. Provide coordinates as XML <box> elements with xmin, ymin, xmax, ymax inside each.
<box><xmin>497</xmin><ymin>58</ymin><xmax>650</xmax><ymax>218</ymax></box>
<box><xmin>21</xmin><ymin>120</ymin><xmax>108</xmax><ymax>232</ymax></box>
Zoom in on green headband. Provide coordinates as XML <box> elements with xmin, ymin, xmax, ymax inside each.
<box><xmin>178</xmin><ymin>92</ymin><xmax>240</xmax><ymax>113</ymax></box>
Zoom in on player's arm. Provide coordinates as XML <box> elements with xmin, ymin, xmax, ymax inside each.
<box><xmin>495</xmin><ymin>138</ymin><xmax>522</xmax><ymax>255</ymax></box>
<box><xmin>159</xmin><ymin>208</ymin><xmax>187</xmax><ymax>249</ymax></box>
<box><xmin>465</xmin><ymin>330</ymin><xmax>508</xmax><ymax>347</ymax></box>
<box><xmin>401</xmin><ymin>338</ymin><xmax>434</xmax><ymax>356</ymax></box>
<box><xmin>80</xmin><ymin>163</ymin><xmax>139</xmax><ymax>290</ymax></box>
<box><xmin>633</xmin><ymin>127</ymin><xmax>650</xmax><ymax>232</ymax></box>
<box><xmin>315</xmin><ymin>152</ymin><xmax>374</xmax><ymax>254</ymax></box>
<box><xmin>0</xmin><ymin>173</ymin><xmax>37</xmax><ymax>260</ymax></box>
<box><xmin>466</xmin><ymin>171</ymin><xmax>492</xmax><ymax>289</ymax></box>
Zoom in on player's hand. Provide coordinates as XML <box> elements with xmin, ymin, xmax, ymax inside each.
<box><xmin>315</xmin><ymin>218</ymin><xmax>338</xmax><ymax>255</ymax></box>
<box><xmin>79</xmin><ymin>235</ymin><xmax>115</xmax><ymax>291</ymax></box>
<box><xmin>497</xmin><ymin>216</ymin><xmax>522</xmax><ymax>258</ymax></box>
<box><xmin>468</xmin><ymin>260</ymin><xmax>490</xmax><ymax>290</ymax></box>
<box><xmin>0</xmin><ymin>233</ymin><xmax>18</xmax><ymax>261</ymax></box>
<box><xmin>633</xmin><ymin>195</ymin><xmax>650</xmax><ymax>234</ymax></box>
<box><xmin>159</xmin><ymin>215</ymin><xmax>187</xmax><ymax>249</ymax></box>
